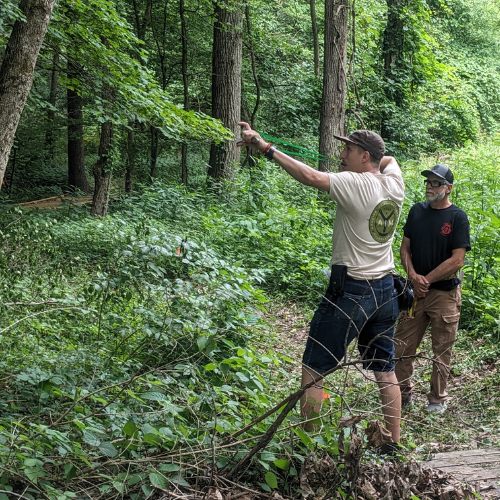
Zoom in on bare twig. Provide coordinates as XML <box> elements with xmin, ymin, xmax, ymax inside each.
<box><xmin>0</xmin><ymin>491</ymin><xmax>33</xmax><ymax>500</ymax></box>
<box><xmin>0</xmin><ymin>306</ymin><xmax>83</xmax><ymax>335</ymax></box>
<box><xmin>219</xmin><ymin>478</ymin><xmax>272</xmax><ymax>498</ymax></box>
<box><xmin>3</xmin><ymin>301</ymin><xmax>58</xmax><ymax>306</ymax></box>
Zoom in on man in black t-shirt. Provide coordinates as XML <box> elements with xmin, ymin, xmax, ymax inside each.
<box><xmin>395</xmin><ymin>164</ymin><xmax>471</xmax><ymax>413</ymax></box>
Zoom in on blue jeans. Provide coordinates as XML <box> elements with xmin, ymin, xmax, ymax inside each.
<box><xmin>302</xmin><ymin>275</ymin><xmax>399</xmax><ymax>374</ymax></box>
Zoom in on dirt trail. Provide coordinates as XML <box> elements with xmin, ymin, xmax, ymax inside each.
<box><xmin>18</xmin><ymin>194</ymin><xmax>93</xmax><ymax>209</ymax></box>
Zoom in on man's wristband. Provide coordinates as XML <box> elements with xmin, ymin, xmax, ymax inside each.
<box><xmin>263</xmin><ymin>143</ymin><xmax>272</xmax><ymax>154</ymax></box>
<box><xmin>264</xmin><ymin>145</ymin><xmax>276</xmax><ymax>160</ymax></box>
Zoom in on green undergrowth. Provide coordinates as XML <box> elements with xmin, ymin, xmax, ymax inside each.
<box><xmin>1</xmin><ymin>139</ymin><xmax>500</xmax><ymax>498</ymax></box>
<box><xmin>0</xmin><ymin>206</ymin><xmax>295</xmax><ymax>498</ymax></box>
<box><xmin>0</xmin><ymin>190</ymin><xmax>321</xmax><ymax>499</ymax></box>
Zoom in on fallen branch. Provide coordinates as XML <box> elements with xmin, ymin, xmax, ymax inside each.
<box><xmin>3</xmin><ymin>301</ymin><xmax>58</xmax><ymax>306</ymax></box>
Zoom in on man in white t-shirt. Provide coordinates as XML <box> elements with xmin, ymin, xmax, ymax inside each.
<box><xmin>237</xmin><ymin>123</ymin><xmax>405</xmax><ymax>451</ymax></box>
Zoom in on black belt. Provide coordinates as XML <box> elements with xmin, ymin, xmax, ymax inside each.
<box><xmin>429</xmin><ymin>278</ymin><xmax>461</xmax><ymax>291</ymax></box>
<box><xmin>346</xmin><ymin>274</ymin><xmax>392</xmax><ymax>283</ymax></box>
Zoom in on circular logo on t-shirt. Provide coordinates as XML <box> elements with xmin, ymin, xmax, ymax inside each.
<box><xmin>441</xmin><ymin>223</ymin><xmax>452</xmax><ymax>236</ymax></box>
<box><xmin>369</xmin><ymin>200</ymin><xmax>399</xmax><ymax>243</ymax></box>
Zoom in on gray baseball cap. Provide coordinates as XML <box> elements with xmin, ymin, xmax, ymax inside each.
<box><xmin>421</xmin><ymin>164</ymin><xmax>454</xmax><ymax>184</ymax></box>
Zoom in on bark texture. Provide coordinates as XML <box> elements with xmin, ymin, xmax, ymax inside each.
<box><xmin>67</xmin><ymin>62</ymin><xmax>92</xmax><ymax>193</ymax></box>
<box><xmin>0</xmin><ymin>0</ymin><xmax>57</xmax><ymax>189</ymax></box>
<box><xmin>91</xmin><ymin>116</ymin><xmax>113</xmax><ymax>216</ymax></box>
<box><xmin>207</xmin><ymin>2</ymin><xmax>243</xmax><ymax>183</ymax></box>
<box><xmin>318</xmin><ymin>0</ymin><xmax>349</xmax><ymax>172</ymax></box>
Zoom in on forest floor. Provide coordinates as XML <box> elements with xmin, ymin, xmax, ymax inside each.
<box><xmin>268</xmin><ymin>301</ymin><xmax>500</xmax><ymax>454</ymax></box>
<box><xmin>263</xmin><ymin>301</ymin><xmax>500</xmax><ymax>498</ymax></box>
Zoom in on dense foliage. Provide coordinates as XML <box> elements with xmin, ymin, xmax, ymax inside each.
<box><xmin>2</xmin><ymin>0</ymin><xmax>500</xmax><ymax>200</ymax></box>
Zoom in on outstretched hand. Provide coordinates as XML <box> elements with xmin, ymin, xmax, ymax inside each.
<box><xmin>236</xmin><ymin>122</ymin><xmax>266</xmax><ymax>151</ymax></box>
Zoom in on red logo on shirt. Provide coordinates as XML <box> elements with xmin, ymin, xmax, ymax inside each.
<box><xmin>441</xmin><ymin>223</ymin><xmax>452</xmax><ymax>236</ymax></box>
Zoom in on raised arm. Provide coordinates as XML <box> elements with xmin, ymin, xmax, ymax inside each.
<box><xmin>379</xmin><ymin>156</ymin><xmax>400</xmax><ymax>174</ymax></box>
<box><xmin>237</xmin><ymin>122</ymin><xmax>331</xmax><ymax>192</ymax></box>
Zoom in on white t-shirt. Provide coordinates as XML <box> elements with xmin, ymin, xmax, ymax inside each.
<box><xmin>327</xmin><ymin>164</ymin><xmax>405</xmax><ymax>280</ymax></box>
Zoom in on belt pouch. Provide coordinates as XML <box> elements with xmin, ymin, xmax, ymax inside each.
<box><xmin>328</xmin><ymin>265</ymin><xmax>348</xmax><ymax>298</ymax></box>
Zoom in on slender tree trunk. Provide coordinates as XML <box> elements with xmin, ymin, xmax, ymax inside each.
<box><xmin>241</xmin><ymin>5</ymin><xmax>261</xmax><ymax>167</ymax></box>
<box><xmin>91</xmin><ymin>40</ymin><xmax>114</xmax><ymax>217</ymax></box>
<box><xmin>245</xmin><ymin>5</ymin><xmax>260</xmax><ymax>129</ymax></box>
<box><xmin>180</xmin><ymin>143</ymin><xmax>188</xmax><ymax>185</ymax></box>
<box><xmin>125</xmin><ymin>125</ymin><xmax>135</xmax><ymax>193</ymax></box>
<box><xmin>67</xmin><ymin>62</ymin><xmax>92</xmax><ymax>193</ymax></box>
<box><xmin>310</xmin><ymin>0</ymin><xmax>320</xmax><ymax>78</ymax></box>
<box><xmin>318</xmin><ymin>0</ymin><xmax>349</xmax><ymax>172</ymax></box>
<box><xmin>149</xmin><ymin>126</ymin><xmax>159</xmax><ymax>180</ymax></box>
<box><xmin>207</xmin><ymin>1</ymin><xmax>243</xmax><ymax>183</ymax></box>
<box><xmin>132</xmin><ymin>0</ymin><xmax>152</xmax><ymax>42</ymax></box>
<box><xmin>45</xmin><ymin>51</ymin><xmax>59</xmax><ymax>161</ymax></box>
<box><xmin>381</xmin><ymin>0</ymin><xmax>407</xmax><ymax>140</ymax></box>
<box><xmin>5</xmin><ymin>143</ymin><xmax>18</xmax><ymax>194</ymax></box>
<box><xmin>180</xmin><ymin>0</ymin><xmax>189</xmax><ymax>186</ymax></box>
<box><xmin>148</xmin><ymin>0</ymin><xmax>169</xmax><ymax>183</ymax></box>
<box><xmin>126</xmin><ymin>0</ymin><xmax>151</xmax><ymax>189</ymax></box>
<box><xmin>91</xmin><ymin>118</ymin><xmax>113</xmax><ymax>216</ymax></box>
<box><xmin>0</xmin><ymin>0</ymin><xmax>57</xmax><ymax>189</ymax></box>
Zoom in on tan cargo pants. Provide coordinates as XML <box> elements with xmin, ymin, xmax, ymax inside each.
<box><xmin>394</xmin><ymin>286</ymin><xmax>461</xmax><ymax>404</ymax></box>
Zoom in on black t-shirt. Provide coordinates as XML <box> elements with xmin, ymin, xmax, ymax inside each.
<box><xmin>403</xmin><ymin>202</ymin><xmax>471</xmax><ymax>277</ymax></box>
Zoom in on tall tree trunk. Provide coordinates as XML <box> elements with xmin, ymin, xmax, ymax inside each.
<box><xmin>381</xmin><ymin>0</ymin><xmax>407</xmax><ymax>140</ymax></box>
<box><xmin>91</xmin><ymin>40</ymin><xmax>114</xmax><ymax>217</ymax></box>
<box><xmin>207</xmin><ymin>1</ymin><xmax>243</xmax><ymax>183</ymax></box>
<box><xmin>180</xmin><ymin>0</ymin><xmax>189</xmax><ymax>186</ymax></box>
<box><xmin>126</xmin><ymin>0</ymin><xmax>151</xmax><ymax>189</ymax></box>
<box><xmin>149</xmin><ymin>126</ymin><xmax>159</xmax><ymax>180</ymax></box>
<box><xmin>148</xmin><ymin>0</ymin><xmax>169</xmax><ymax>184</ymax></box>
<box><xmin>318</xmin><ymin>0</ymin><xmax>349</xmax><ymax>172</ymax></box>
<box><xmin>132</xmin><ymin>0</ymin><xmax>152</xmax><ymax>42</ymax></box>
<box><xmin>91</xmin><ymin>118</ymin><xmax>113</xmax><ymax>216</ymax></box>
<box><xmin>0</xmin><ymin>0</ymin><xmax>57</xmax><ymax>189</ymax></box>
<box><xmin>67</xmin><ymin>62</ymin><xmax>92</xmax><ymax>193</ymax></box>
<box><xmin>125</xmin><ymin>125</ymin><xmax>135</xmax><ymax>193</ymax></box>
<box><xmin>310</xmin><ymin>0</ymin><xmax>320</xmax><ymax>78</ymax></box>
<box><xmin>181</xmin><ymin>143</ymin><xmax>188</xmax><ymax>185</ymax></box>
<box><xmin>45</xmin><ymin>51</ymin><xmax>59</xmax><ymax>161</ymax></box>
<box><xmin>241</xmin><ymin>5</ymin><xmax>261</xmax><ymax>167</ymax></box>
